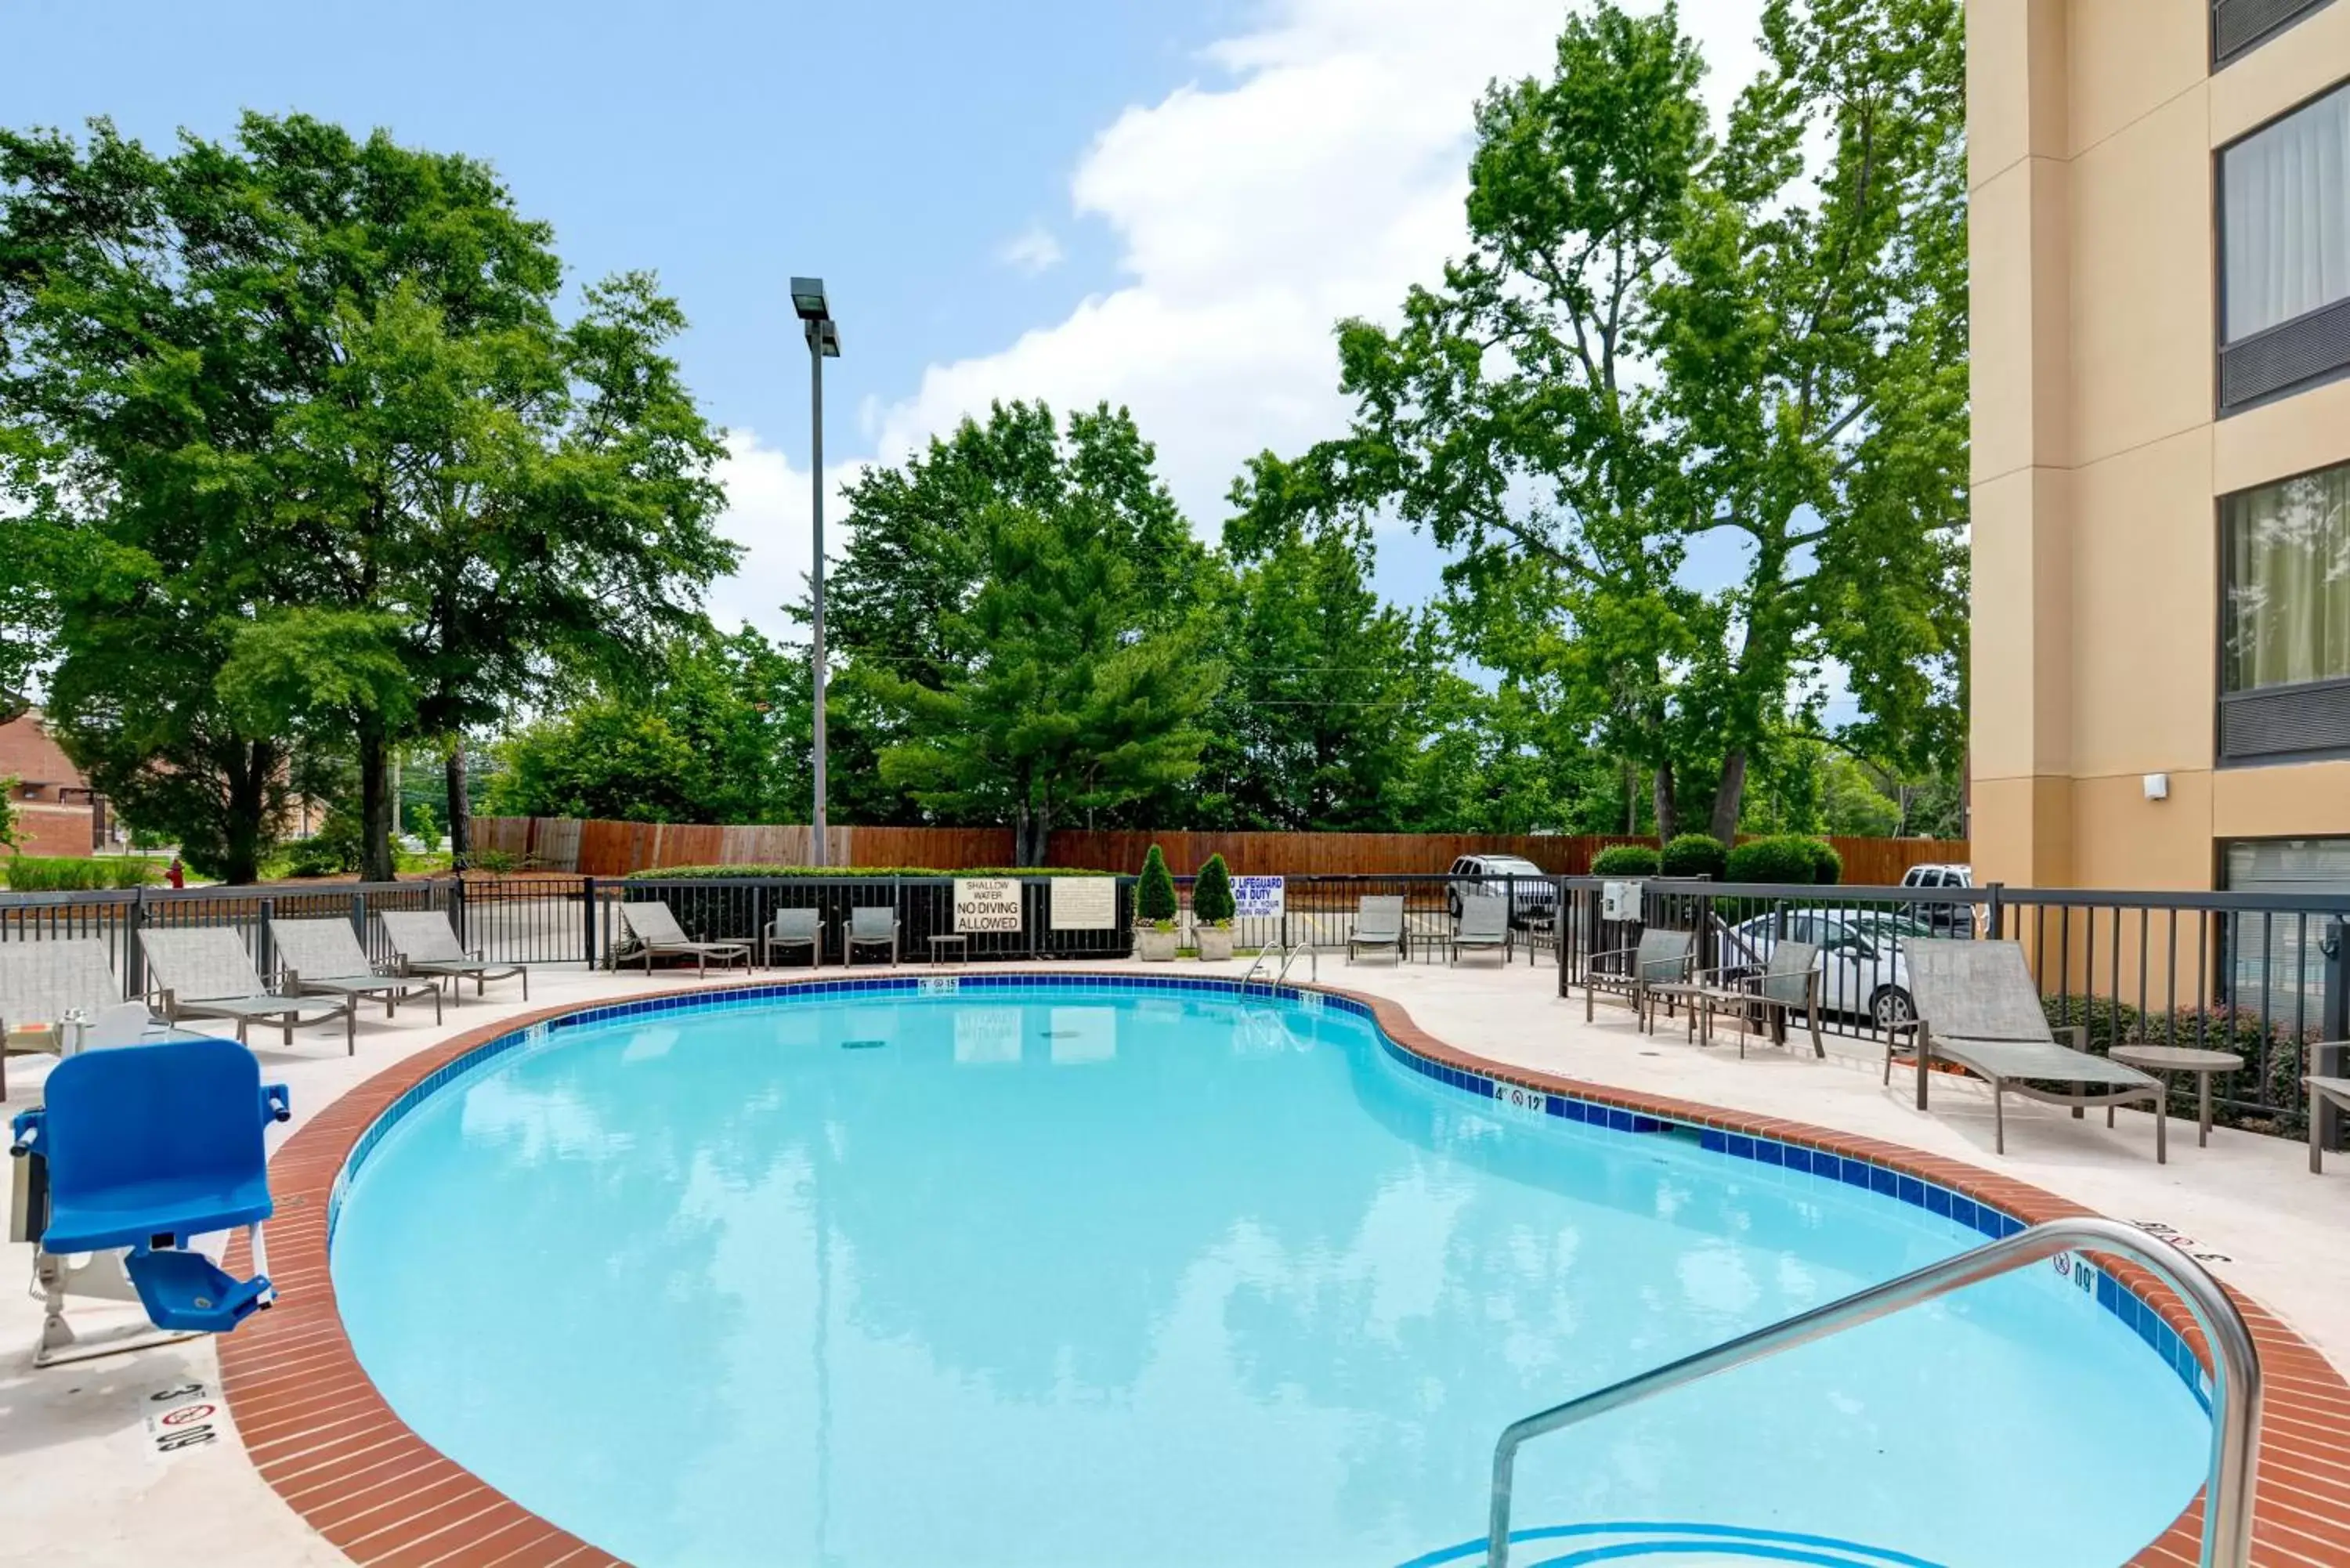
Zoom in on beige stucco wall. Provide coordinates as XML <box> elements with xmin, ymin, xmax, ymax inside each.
<box><xmin>1968</xmin><ymin>0</ymin><xmax>2350</xmax><ymax>890</ymax></box>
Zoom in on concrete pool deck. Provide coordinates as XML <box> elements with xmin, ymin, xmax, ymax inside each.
<box><xmin>4</xmin><ymin>954</ymin><xmax>2346</xmax><ymax>1566</ymax></box>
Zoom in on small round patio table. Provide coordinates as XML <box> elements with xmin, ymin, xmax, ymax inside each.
<box><xmin>2109</xmin><ymin>1045</ymin><xmax>2240</xmax><ymax>1149</ymax></box>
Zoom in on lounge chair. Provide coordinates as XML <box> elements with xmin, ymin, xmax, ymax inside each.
<box><xmin>615</xmin><ymin>900</ymin><xmax>754</xmax><ymax>977</ymax></box>
<box><xmin>1583</xmin><ymin>927</ymin><xmax>1694</xmax><ymax>1031</ymax></box>
<box><xmin>269</xmin><ymin>918</ymin><xmax>443</xmax><ymax>1024</ymax></box>
<box><xmin>764</xmin><ymin>907</ymin><xmax>824</xmax><ymax>969</ymax></box>
<box><xmin>845</xmin><ymin>905</ymin><xmax>899</xmax><ymax>968</ymax></box>
<box><xmin>1890</xmin><ymin>938</ymin><xmax>2165</xmax><ymax>1159</ymax></box>
<box><xmin>1676</xmin><ymin>939</ymin><xmax>1825</xmax><ymax>1057</ymax></box>
<box><xmin>2299</xmin><ymin>1042</ymin><xmax>2350</xmax><ymax>1174</ymax></box>
<box><xmin>1347</xmin><ymin>895</ymin><xmax>1407</xmax><ymax>963</ymax></box>
<box><xmin>0</xmin><ymin>939</ymin><xmax>175</xmax><ymax>1096</ymax></box>
<box><xmin>138</xmin><ymin>927</ymin><xmax>354</xmax><ymax>1053</ymax></box>
<box><xmin>377</xmin><ymin>909</ymin><xmax>527</xmax><ymax>1002</ymax></box>
<box><xmin>1446</xmin><ymin>894</ymin><xmax>1513</xmax><ymax>966</ymax></box>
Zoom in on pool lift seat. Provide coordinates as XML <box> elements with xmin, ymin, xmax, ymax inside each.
<box><xmin>9</xmin><ymin>1037</ymin><xmax>290</xmax><ymax>1364</ymax></box>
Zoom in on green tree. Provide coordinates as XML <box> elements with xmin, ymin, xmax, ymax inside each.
<box><xmin>484</xmin><ymin>627</ymin><xmax>810</xmax><ymax>825</ymax></box>
<box><xmin>0</xmin><ymin>114</ymin><xmax>732</xmax><ymax>883</ymax></box>
<box><xmin>855</xmin><ymin>494</ymin><xmax>1220</xmax><ymax>865</ymax></box>
<box><xmin>1299</xmin><ymin>0</ymin><xmax>1968</xmax><ymax>844</ymax></box>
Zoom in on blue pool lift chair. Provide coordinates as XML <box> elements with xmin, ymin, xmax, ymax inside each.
<box><xmin>9</xmin><ymin>1037</ymin><xmax>290</xmax><ymax>1365</ymax></box>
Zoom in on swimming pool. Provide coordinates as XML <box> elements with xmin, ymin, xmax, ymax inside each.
<box><xmin>329</xmin><ymin>977</ymin><xmax>2210</xmax><ymax>1567</ymax></box>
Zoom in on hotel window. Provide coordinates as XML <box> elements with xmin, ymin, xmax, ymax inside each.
<box><xmin>2218</xmin><ymin>82</ymin><xmax>2350</xmax><ymax>410</ymax></box>
<box><xmin>2214</xmin><ymin>0</ymin><xmax>2339</xmax><ymax>67</ymax></box>
<box><xmin>2219</xmin><ymin>463</ymin><xmax>2350</xmax><ymax>761</ymax></box>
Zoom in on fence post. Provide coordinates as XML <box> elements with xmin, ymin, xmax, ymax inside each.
<box><xmin>352</xmin><ymin>887</ymin><xmax>369</xmax><ymax>945</ymax></box>
<box><xmin>126</xmin><ymin>885</ymin><xmax>146</xmax><ymax>1001</ymax></box>
<box><xmin>258</xmin><ymin>895</ymin><xmax>277</xmax><ymax>984</ymax></box>
<box><xmin>2322</xmin><ymin>919</ymin><xmax>2348</xmax><ymax>1156</ymax></box>
<box><xmin>448</xmin><ymin>875</ymin><xmax>468</xmax><ymax>953</ymax></box>
<box><xmin>1986</xmin><ymin>882</ymin><xmax>2005</xmax><ymax>941</ymax></box>
<box><xmin>582</xmin><ymin>876</ymin><xmax>599</xmax><ymax>970</ymax></box>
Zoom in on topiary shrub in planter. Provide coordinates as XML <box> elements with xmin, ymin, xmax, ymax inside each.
<box><xmin>1660</xmin><ymin>833</ymin><xmax>1726</xmax><ymax>880</ymax></box>
<box><xmin>1135</xmin><ymin>844</ymin><xmax>1179</xmax><ymax>960</ymax></box>
<box><xmin>1192</xmin><ymin>853</ymin><xmax>1236</xmax><ymax>962</ymax></box>
<box><xmin>1591</xmin><ymin>844</ymin><xmax>1661</xmax><ymax>877</ymax></box>
<box><xmin>1724</xmin><ymin>835</ymin><xmax>1821</xmax><ymax>885</ymax></box>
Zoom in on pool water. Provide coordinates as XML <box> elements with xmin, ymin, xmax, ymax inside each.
<box><xmin>331</xmin><ymin>983</ymin><xmax>2208</xmax><ymax>1567</ymax></box>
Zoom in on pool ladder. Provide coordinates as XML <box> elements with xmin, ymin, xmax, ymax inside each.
<box><xmin>1485</xmin><ymin>1216</ymin><xmax>2261</xmax><ymax>1568</ymax></box>
<box><xmin>1238</xmin><ymin>936</ymin><xmax>1316</xmax><ymax>995</ymax></box>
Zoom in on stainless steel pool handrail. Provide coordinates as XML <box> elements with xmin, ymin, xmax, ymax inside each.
<box><xmin>1240</xmin><ymin>936</ymin><xmax>1314</xmax><ymax>995</ymax></box>
<box><xmin>1486</xmin><ymin>1216</ymin><xmax>2261</xmax><ymax>1568</ymax></box>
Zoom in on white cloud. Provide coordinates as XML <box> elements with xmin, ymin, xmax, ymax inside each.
<box><xmin>998</xmin><ymin>223</ymin><xmax>1066</xmax><ymax>275</ymax></box>
<box><xmin>701</xmin><ymin>428</ymin><xmax>863</xmax><ymax>642</ymax></box>
<box><xmin>873</xmin><ymin>0</ymin><xmax>1768</xmax><ymax>533</ymax></box>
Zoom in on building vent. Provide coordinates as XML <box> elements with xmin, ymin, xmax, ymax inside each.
<box><xmin>2215</xmin><ymin>0</ymin><xmax>2337</xmax><ymax>66</ymax></box>
<box><xmin>2220</xmin><ymin>678</ymin><xmax>2350</xmax><ymax>764</ymax></box>
<box><xmin>2219</xmin><ymin>293</ymin><xmax>2350</xmax><ymax>411</ymax></box>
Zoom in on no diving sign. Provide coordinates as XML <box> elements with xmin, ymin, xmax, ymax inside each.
<box><xmin>954</xmin><ymin>878</ymin><xmax>1024</xmax><ymax>934</ymax></box>
<box><xmin>147</xmin><ymin>1381</ymin><xmax>222</xmax><ymax>1454</ymax></box>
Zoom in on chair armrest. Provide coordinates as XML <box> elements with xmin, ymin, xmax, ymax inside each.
<box><xmin>259</xmin><ymin>1084</ymin><xmax>292</xmax><ymax>1125</ymax></box>
<box><xmin>1884</xmin><ymin>1016</ymin><xmax>1923</xmax><ymax>1035</ymax></box>
<box><xmin>1588</xmin><ymin>944</ymin><xmax>1640</xmax><ymax>965</ymax></box>
<box><xmin>9</xmin><ymin>1107</ymin><xmax>43</xmax><ymax>1156</ymax></box>
<box><xmin>2061</xmin><ymin>1024</ymin><xmax>2089</xmax><ymax>1053</ymax></box>
<box><xmin>2298</xmin><ymin>1039</ymin><xmax>2350</xmax><ymax>1077</ymax></box>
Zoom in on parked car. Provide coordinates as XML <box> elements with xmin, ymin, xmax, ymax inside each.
<box><xmin>1900</xmin><ymin>862</ymin><xmax>1978</xmax><ymax>936</ymax></box>
<box><xmin>1445</xmin><ymin>854</ymin><xmax>1559</xmax><ymax>929</ymax></box>
<box><xmin>1720</xmin><ymin>909</ymin><xmax>1931</xmax><ymax>1030</ymax></box>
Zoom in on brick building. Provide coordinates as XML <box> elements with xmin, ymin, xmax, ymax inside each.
<box><xmin>0</xmin><ymin>710</ymin><xmax>107</xmax><ymax>858</ymax></box>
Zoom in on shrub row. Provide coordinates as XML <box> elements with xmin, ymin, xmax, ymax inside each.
<box><xmin>2</xmin><ymin>855</ymin><xmax>162</xmax><ymax>891</ymax></box>
<box><xmin>1587</xmin><ymin>836</ymin><xmax>1842</xmax><ymax>886</ymax></box>
<box><xmin>2041</xmin><ymin>992</ymin><xmax>2320</xmax><ymax>1133</ymax></box>
<box><xmin>628</xmin><ymin>863</ymin><xmax>1120</xmax><ymax>880</ymax></box>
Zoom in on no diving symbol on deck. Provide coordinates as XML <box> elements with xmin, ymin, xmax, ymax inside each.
<box><xmin>146</xmin><ymin>1382</ymin><xmax>221</xmax><ymax>1454</ymax></box>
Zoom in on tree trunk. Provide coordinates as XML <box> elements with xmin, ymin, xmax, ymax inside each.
<box><xmin>1013</xmin><ymin>802</ymin><xmax>1050</xmax><ymax>868</ymax></box>
<box><xmin>1650</xmin><ymin>760</ymin><xmax>1678</xmax><ymax>844</ymax></box>
<box><xmin>1708</xmin><ymin>747</ymin><xmax>1748</xmax><ymax>845</ymax></box>
<box><xmin>446</xmin><ymin>741</ymin><xmax>471</xmax><ymax>862</ymax></box>
<box><xmin>222</xmin><ymin>742</ymin><xmax>274</xmax><ymax>886</ymax></box>
<box><xmin>358</xmin><ymin>727</ymin><xmax>396</xmax><ymax>884</ymax></box>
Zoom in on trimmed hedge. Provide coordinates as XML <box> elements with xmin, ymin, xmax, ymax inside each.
<box><xmin>1136</xmin><ymin>844</ymin><xmax>1178</xmax><ymax>923</ymax></box>
<box><xmin>629</xmin><ymin>863</ymin><xmax>1115</xmax><ymax>880</ymax></box>
<box><xmin>1590</xmin><ymin>844</ymin><xmax>1661</xmax><ymax>876</ymax></box>
<box><xmin>1723</xmin><ymin>836</ymin><xmax>1824</xmax><ymax>885</ymax></box>
<box><xmin>1193</xmin><ymin>853</ymin><xmax>1236</xmax><ymax>925</ymax></box>
<box><xmin>3</xmin><ymin>855</ymin><xmax>162</xmax><ymax>891</ymax></box>
<box><xmin>1660</xmin><ymin>833</ymin><xmax>1726</xmax><ymax>879</ymax></box>
<box><xmin>1803</xmin><ymin>838</ymin><xmax>1843</xmax><ymax>885</ymax></box>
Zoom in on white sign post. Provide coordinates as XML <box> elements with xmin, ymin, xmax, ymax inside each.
<box><xmin>1049</xmin><ymin>876</ymin><xmax>1117</xmax><ymax>931</ymax></box>
<box><xmin>1232</xmin><ymin>876</ymin><xmax>1286</xmax><ymax>919</ymax></box>
<box><xmin>954</xmin><ymin>878</ymin><xmax>1024</xmax><ymax>934</ymax></box>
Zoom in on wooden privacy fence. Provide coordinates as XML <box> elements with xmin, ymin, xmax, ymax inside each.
<box><xmin>472</xmin><ymin>817</ymin><xmax>1967</xmax><ymax>883</ymax></box>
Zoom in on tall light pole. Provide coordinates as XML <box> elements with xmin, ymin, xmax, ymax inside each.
<box><xmin>790</xmin><ymin>278</ymin><xmax>840</xmax><ymax>867</ymax></box>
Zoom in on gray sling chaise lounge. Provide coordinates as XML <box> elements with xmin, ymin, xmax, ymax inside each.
<box><xmin>377</xmin><ymin>909</ymin><xmax>527</xmax><ymax>1002</ymax></box>
<box><xmin>615</xmin><ymin>900</ymin><xmax>754</xmax><ymax>977</ymax></box>
<box><xmin>0</xmin><ymin>939</ymin><xmax>168</xmax><ymax>1095</ymax></box>
<box><xmin>1890</xmin><ymin>938</ymin><xmax>2165</xmax><ymax>1159</ymax></box>
<box><xmin>2300</xmin><ymin>1042</ymin><xmax>2350</xmax><ymax>1174</ymax></box>
<box><xmin>139</xmin><ymin>927</ymin><xmax>354</xmax><ymax>1052</ymax></box>
<box><xmin>1347</xmin><ymin>896</ymin><xmax>1407</xmax><ymax>963</ymax></box>
<box><xmin>269</xmin><ymin>917</ymin><xmax>443</xmax><ymax>1024</ymax></box>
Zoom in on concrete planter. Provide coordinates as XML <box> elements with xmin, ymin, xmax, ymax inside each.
<box><xmin>1136</xmin><ymin>925</ymin><xmax>1179</xmax><ymax>962</ymax></box>
<box><xmin>1195</xmin><ymin>924</ymin><xmax>1234</xmax><ymax>963</ymax></box>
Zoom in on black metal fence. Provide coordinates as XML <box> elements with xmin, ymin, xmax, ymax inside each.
<box><xmin>9</xmin><ymin>868</ymin><xmax>2348</xmax><ymax>1139</ymax></box>
<box><xmin>1553</xmin><ymin>876</ymin><xmax>2350</xmax><ymax>1135</ymax></box>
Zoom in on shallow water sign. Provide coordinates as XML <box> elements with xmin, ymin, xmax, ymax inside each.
<box><xmin>954</xmin><ymin>878</ymin><xmax>1023</xmax><ymax>934</ymax></box>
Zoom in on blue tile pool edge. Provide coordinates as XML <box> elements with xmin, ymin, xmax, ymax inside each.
<box><xmin>318</xmin><ymin>970</ymin><xmax>2213</xmax><ymax>1413</ymax></box>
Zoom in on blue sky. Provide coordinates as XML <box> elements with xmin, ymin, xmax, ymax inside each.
<box><xmin>7</xmin><ymin>0</ymin><xmax>1769</xmax><ymax>630</ymax></box>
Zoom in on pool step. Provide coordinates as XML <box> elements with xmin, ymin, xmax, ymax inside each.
<box><xmin>1403</xmin><ymin>1521</ymin><xmax>1942</xmax><ymax>1568</ymax></box>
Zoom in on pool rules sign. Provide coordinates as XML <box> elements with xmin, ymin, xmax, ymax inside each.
<box><xmin>954</xmin><ymin>878</ymin><xmax>1024</xmax><ymax>934</ymax></box>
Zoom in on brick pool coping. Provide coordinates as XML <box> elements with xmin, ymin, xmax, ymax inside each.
<box><xmin>213</xmin><ymin>974</ymin><xmax>2350</xmax><ymax>1568</ymax></box>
